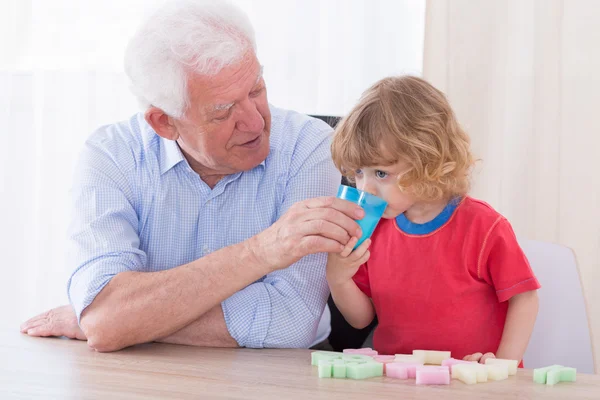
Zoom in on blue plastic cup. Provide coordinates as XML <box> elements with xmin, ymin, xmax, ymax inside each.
<box><xmin>336</xmin><ymin>185</ymin><xmax>388</xmax><ymax>249</ymax></box>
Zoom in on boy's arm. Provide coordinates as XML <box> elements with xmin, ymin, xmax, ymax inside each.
<box><xmin>329</xmin><ymin>280</ymin><xmax>375</xmax><ymax>329</ymax></box>
<box><xmin>495</xmin><ymin>290</ymin><xmax>539</xmax><ymax>361</ymax></box>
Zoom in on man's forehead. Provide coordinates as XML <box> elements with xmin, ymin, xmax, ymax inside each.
<box><xmin>207</xmin><ymin>65</ymin><xmax>264</xmax><ymax>112</ymax></box>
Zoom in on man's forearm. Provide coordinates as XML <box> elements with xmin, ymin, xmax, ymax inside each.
<box><xmin>157</xmin><ymin>305</ymin><xmax>238</xmax><ymax>347</ymax></box>
<box><xmin>81</xmin><ymin>240</ymin><xmax>268</xmax><ymax>352</ymax></box>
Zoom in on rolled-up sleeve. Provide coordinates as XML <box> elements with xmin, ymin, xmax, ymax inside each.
<box><xmin>66</xmin><ymin>138</ymin><xmax>146</xmax><ymax>321</ymax></box>
<box><xmin>222</xmin><ymin>120</ymin><xmax>341</xmax><ymax>348</ymax></box>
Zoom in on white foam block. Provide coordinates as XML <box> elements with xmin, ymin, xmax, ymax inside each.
<box><xmin>485</xmin><ymin>358</ymin><xmax>518</xmax><ymax>376</ymax></box>
<box><xmin>413</xmin><ymin>350</ymin><xmax>451</xmax><ymax>365</ymax></box>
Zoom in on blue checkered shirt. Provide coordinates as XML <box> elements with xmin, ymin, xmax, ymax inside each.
<box><xmin>66</xmin><ymin>105</ymin><xmax>340</xmax><ymax>348</ymax></box>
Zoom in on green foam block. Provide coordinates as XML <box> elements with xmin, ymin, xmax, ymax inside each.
<box><xmin>533</xmin><ymin>365</ymin><xmax>563</xmax><ymax>384</ymax></box>
<box><xmin>346</xmin><ymin>362</ymin><xmax>384</xmax><ymax>380</ymax></box>
<box><xmin>333</xmin><ymin>360</ymin><xmax>347</xmax><ymax>378</ymax></box>
<box><xmin>318</xmin><ymin>360</ymin><xmax>333</xmax><ymax>378</ymax></box>
<box><xmin>342</xmin><ymin>354</ymin><xmax>374</xmax><ymax>363</ymax></box>
<box><xmin>547</xmin><ymin>367</ymin><xmax>577</xmax><ymax>385</ymax></box>
<box><xmin>311</xmin><ymin>351</ymin><xmax>343</xmax><ymax>366</ymax></box>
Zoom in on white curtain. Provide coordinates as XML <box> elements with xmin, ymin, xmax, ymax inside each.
<box><xmin>424</xmin><ymin>0</ymin><xmax>600</xmax><ymax>368</ymax></box>
<box><xmin>0</xmin><ymin>0</ymin><xmax>425</xmax><ymax>325</ymax></box>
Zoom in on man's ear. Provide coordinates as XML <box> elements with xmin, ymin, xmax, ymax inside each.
<box><xmin>145</xmin><ymin>107</ymin><xmax>179</xmax><ymax>140</ymax></box>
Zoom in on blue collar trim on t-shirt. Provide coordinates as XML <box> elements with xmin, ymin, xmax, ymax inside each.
<box><xmin>395</xmin><ymin>197</ymin><xmax>462</xmax><ymax>235</ymax></box>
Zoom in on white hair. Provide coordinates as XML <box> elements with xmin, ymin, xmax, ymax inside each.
<box><xmin>124</xmin><ymin>0</ymin><xmax>257</xmax><ymax>118</ymax></box>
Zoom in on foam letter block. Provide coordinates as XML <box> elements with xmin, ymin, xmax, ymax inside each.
<box><xmin>415</xmin><ymin>366</ymin><xmax>450</xmax><ymax>385</ymax></box>
<box><xmin>413</xmin><ymin>350</ymin><xmax>452</xmax><ymax>365</ymax></box>
<box><xmin>484</xmin><ymin>358</ymin><xmax>518</xmax><ymax>375</ymax></box>
<box><xmin>311</xmin><ymin>351</ymin><xmax>342</xmax><ymax>366</ymax></box>
<box><xmin>346</xmin><ymin>361</ymin><xmax>384</xmax><ymax>380</ymax></box>
<box><xmin>452</xmin><ymin>364</ymin><xmax>477</xmax><ymax>385</ymax></box>
<box><xmin>386</xmin><ymin>362</ymin><xmax>409</xmax><ymax>379</ymax></box>
<box><xmin>342</xmin><ymin>354</ymin><xmax>375</xmax><ymax>363</ymax></box>
<box><xmin>318</xmin><ymin>360</ymin><xmax>332</xmax><ymax>378</ymax></box>
<box><xmin>452</xmin><ymin>363</ymin><xmax>488</xmax><ymax>383</ymax></box>
<box><xmin>373</xmin><ymin>355</ymin><xmax>395</xmax><ymax>373</ymax></box>
<box><xmin>332</xmin><ymin>359</ymin><xmax>347</xmax><ymax>379</ymax></box>
<box><xmin>442</xmin><ymin>358</ymin><xmax>477</xmax><ymax>370</ymax></box>
<box><xmin>485</xmin><ymin>364</ymin><xmax>509</xmax><ymax>381</ymax></box>
<box><xmin>546</xmin><ymin>367</ymin><xmax>577</xmax><ymax>386</ymax></box>
<box><xmin>533</xmin><ymin>365</ymin><xmax>563</xmax><ymax>384</ymax></box>
<box><xmin>343</xmin><ymin>348</ymin><xmax>379</xmax><ymax>356</ymax></box>
<box><xmin>395</xmin><ymin>354</ymin><xmax>425</xmax><ymax>364</ymax></box>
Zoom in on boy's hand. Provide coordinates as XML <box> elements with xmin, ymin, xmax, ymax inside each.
<box><xmin>326</xmin><ymin>237</ymin><xmax>371</xmax><ymax>287</ymax></box>
<box><xmin>463</xmin><ymin>352</ymin><xmax>496</xmax><ymax>364</ymax></box>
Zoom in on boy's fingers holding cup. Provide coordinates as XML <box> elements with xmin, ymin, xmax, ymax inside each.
<box><xmin>350</xmin><ymin>239</ymin><xmax>371</xmax><ymax>261</ymax></box>
<box><xmin>340</xmin><ymin>237</ymin><xmax>359</xmax><ymax>257</ymax></box>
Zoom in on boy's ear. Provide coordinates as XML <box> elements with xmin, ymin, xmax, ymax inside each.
<box><xmin>145</xmin><ymin>107</ymin><xmax>179</xmax><ymax>141</ymax></box>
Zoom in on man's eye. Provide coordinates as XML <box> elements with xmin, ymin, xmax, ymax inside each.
<box><xmin>250</xmin><ymin>87</ymin><xmax>264</xmax><ymax>97</ymax></box>
<box><xmin>214</xmin><ymin>110</ymin><xmax>231</xmax><ymax>121</ymax></box>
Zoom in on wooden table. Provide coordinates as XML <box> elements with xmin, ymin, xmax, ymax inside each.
<box><xmin>1</xmin><ymin>330</ymin><xmax>599</xmax><ymax>399</ymax></box>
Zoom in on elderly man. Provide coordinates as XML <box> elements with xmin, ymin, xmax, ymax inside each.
<box><xmin>20</xmin><ymin>0</ymin><xmax>362</xmax><ymax>352</ymax></box>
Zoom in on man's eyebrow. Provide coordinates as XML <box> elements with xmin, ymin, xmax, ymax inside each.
<box><xmin>210</xmin><ymin>66</ymin><xmax>265</xmax><ymax>113</ymax></box>
<box><xmin>255</xmin><ymin>65</ymin><xmax>264</xmax><ymax>85</ymax></box>
<box><xmin>212</xmin><ymin>102</ymin><xmax>234</xmax><ymax>112</ymax></box>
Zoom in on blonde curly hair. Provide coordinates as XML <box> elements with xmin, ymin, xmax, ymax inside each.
<box><xmin>331</xmin><ymin>75</ymin><xmax>475</xmax><ymax>201</ymax></box>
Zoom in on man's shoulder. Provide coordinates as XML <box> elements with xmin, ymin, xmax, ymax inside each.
<box><xmin>83</xmin><ymin>113</ymin><xmax>157</xmax><ymax>174</ymax></box>
<box><xmin>268</xmin><ymin>105</ymin><xmax>334</xmax><ymax>155</ymax></box>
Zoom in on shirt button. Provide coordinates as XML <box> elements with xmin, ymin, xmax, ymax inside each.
<box><xmin>203</xmin><ymin>246</ymin><xmax>210</xmax><ymax>254</ymax></box>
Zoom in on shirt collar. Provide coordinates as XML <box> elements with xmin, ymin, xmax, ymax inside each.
<box><xmin>159</xmin><ymin>135</ymin><xmax>267</xmax><ymax>176</ymax></box>
<box><xmin>159</xmin><ymin>137</ymin><xmax>185</xmax><ymax>175</ymax></box>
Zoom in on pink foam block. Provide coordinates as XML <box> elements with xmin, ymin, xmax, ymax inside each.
<box><xmin>343</xmin><ymin>348</ymin><xmax>378</xmax><ymax>356</ymax></box>
<box><xmin>373</xmin><ymin>355</ymin><xmax>395</xmax><ymax>373</ymax></box>
<box><xmin>386</xmin><ymin>363</ymin><xmax>422</xmax><ymax>379</ymax></box>
<box><xmin>415</xmin><ymin>366</ymin><xmax>450</xmax><ymax>385</ymax></box>
<box><xmin>442</xmin><ymin>358</ymin><xmax>477</xmax><ymax>372</ymax></box>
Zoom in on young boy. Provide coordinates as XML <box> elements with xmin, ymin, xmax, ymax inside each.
<box><xmin>328</xmin><ymin>76</ymin><xmax>540</xmax><ymax>364</ymax></box>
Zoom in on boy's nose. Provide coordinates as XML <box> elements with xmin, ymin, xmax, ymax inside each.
<box><xmin>361</xmin><ymin>182</ymin><xmax>378</xmax><ymax>197</ymax></box>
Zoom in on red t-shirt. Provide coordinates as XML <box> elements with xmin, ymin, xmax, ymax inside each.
<box><xmin>353</xmin><ymin>197</ymin><xmax>540</xmax><ymax>359</ymax></box>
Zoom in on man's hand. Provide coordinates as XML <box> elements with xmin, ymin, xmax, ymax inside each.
<box><xmin>463</xmin><ymin>352</ymin><xmax>496</xmax><ymax>364</ymax></box>
<box><xmin>20</xmin><ymin>305</ymin><xmax>86</xmax><ymax>341</ymax></box>
<box><xmin>249</xmin><ymin>196</ymin><xmax>364</xmax><ymax>271</ymax></box>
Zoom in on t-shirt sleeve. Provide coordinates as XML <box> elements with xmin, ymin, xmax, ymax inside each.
<box><xmin>352</xmin><ymin>262</ymin><xmax>372</xmax><ymax>298</ymax></box>
<box><xmin>479</xmin><ymin>217</ymin><xmax>541</xmax><ymax>302</ymax></box>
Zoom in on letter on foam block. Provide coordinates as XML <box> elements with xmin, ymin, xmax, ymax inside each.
<box><xmin>342</xmin><ymin>354</ymin><xmax>375</xmax><ymax>363</ymax></box>
<box><xmin>373</xmin><ymin>355</ymin><xmax>395</xmax><ymax>373</ymax></box>
<box><xmin>391</xmin><ymin>363</ymin><xmax>422</xmax><ymax>379</ymax></box>
<box><xmin>485</xmin><ymin>364</ymin><xmax>509</xmax><ymax>381</ymax></box>
<box><xmin>451</xmin><ymin>364</ymin><xmax>477</xmax><ymax>385</ymax></box>
<box><xmin>442</xmin><ymin>358</ymin><xmax>477</xmax><ymax>371</ymax></box>
<box><xmin>395</xmin><ymin>354</ymin><xmax>425</xmax><ymax>364</ymax></box>
<box><xmin>332</xmin><ymin>359</ymin><xmax>347</xmax><ymax>379</ymax></box>
<box><xmin>346</xmin><ymin>361</ymin><xmax>384</xmax><ymax>380</ymax></box>
<box><xmin>533</xmin><ymin>365</ymin><xmax>563</xmax><ymax>384</ymax></box>
<box><xmin>318</xmin><ymin>360</ymin><xmax>332</xmax><ymax>378</ymax></box>
<box><xmin>413</xmin><ymin>350</ymin><xmax>451</xmax><ymax>365</ymax></box>
<box><xmin>484</xmin><ymin>358</ymin><xmax>518</xmax><ymax>375</ymax></box>
<box><xmin>452</xmin><ymin>364</ymin><xmax>487</xmax><ymax>383</ymax></box>
<box><xmin>546</xmin><ymin>367</ymin><xmax>577</xmax><ymax>386</ymax></box>
<box><xmin>343</xmin><ymin>348</ymin><xmax>378</xmax><ymax>356</ymax></box>
<box><xmin>386</xmin><ymin>363</ymin><xmax>409</xmax><ymax>379</ymax></box>
<box><xmin>311</xmin><ymin>351</ymin><xmax>343</xmax><ymax>365</ymax></box>
<box><xmin>415</xmin><ymin>366</ymin><xmax>450</xmax><ymax>385</ymax></box>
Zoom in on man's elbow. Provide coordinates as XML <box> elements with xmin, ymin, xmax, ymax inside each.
<box><xmin>80</xmin><ymin>311</ymin><xmax>125</xmax><ymax>352</ymax></box>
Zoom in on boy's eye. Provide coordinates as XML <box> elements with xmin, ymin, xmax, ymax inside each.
<box><xmin>355</xmin><ymin>169</ymin><xmax>363</xmax><ymax>176</ymax></box>
<box><xmin>376</xmin><ymin>170</ymin><xmax>388</xmax><ymax>179</ymax></box>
